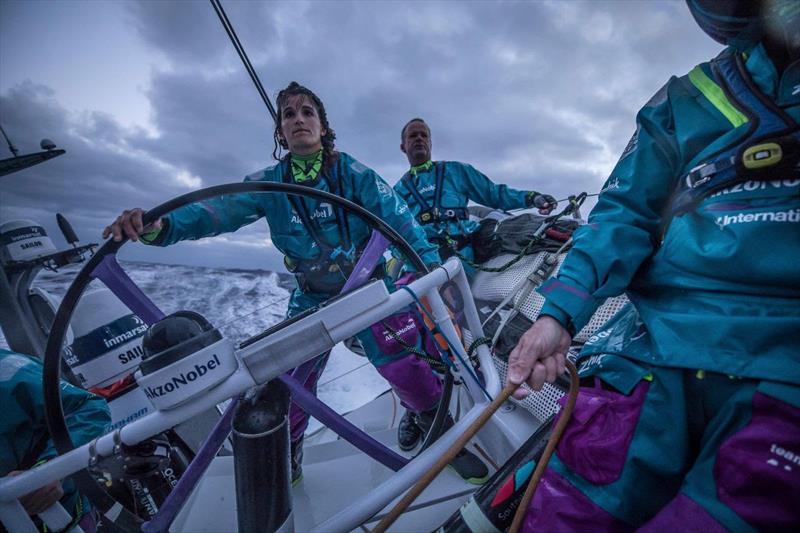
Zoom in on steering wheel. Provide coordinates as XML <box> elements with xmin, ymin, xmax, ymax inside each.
<box><xmin>42</xmin><ymin>182</ymin><xmax>454</xmax><ymax>531</ymax></box>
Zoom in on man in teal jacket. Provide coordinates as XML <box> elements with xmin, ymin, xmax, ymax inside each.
<box><xmin>105</xmin><ymin>82</ymin><xmax>489</xmax><ymax>484</ymax></box>
<box><xmin>507</xmin><ymin>1</ymin><xmax>799</xmax><ymax>530</ymax></box>
<box><xmin>393</xmin><ymin>118</ymin><xmax>557</xmax><ymax>450</ymax></box>
<box><xmin>1</xmin><ymin>349</ymin><xmax>110</xmax><ymax>531</ymax></box>
<box><xmin>394</xmin><ymin>118</ymin><xmax>557</xmax><ymax>263</ymax></box>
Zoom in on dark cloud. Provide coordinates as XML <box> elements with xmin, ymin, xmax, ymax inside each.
<box><xmin>1</xmin><ymin>0</ymin><xmax>721</xmax><ymax>271</ymax></box>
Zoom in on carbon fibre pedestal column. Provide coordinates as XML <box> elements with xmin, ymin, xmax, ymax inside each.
<box><xmin>232</xmin><ymin>380</ymin><xmax>292</xmax><ymax>532</ymax></box>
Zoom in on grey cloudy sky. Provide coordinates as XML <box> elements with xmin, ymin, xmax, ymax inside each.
<box><xmin>0</xmin><ymin>0</ymin><xmax>720</xmax><ymax>271</ymax></box>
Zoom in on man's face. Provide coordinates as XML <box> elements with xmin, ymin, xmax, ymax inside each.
<box><xmin>401</xmin><ymin>121</ymin><xmax>432</xmax><ymax>166</ymax></box>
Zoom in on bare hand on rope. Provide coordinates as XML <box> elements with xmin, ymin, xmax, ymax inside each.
<box><xmin>506</xmin><ymin>316</ymin><xmax>571</xmax><ymax>398</ymax></box>
<box><xmin>102</xmin><ymin>207</ymin><xmax>162</xmax><ymax>242</ymax></box>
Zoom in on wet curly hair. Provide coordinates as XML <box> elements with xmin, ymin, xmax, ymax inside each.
<box><xmin>272</xmin><ymin>81</ymin><xmax>338</xmax><ymax>171</ymax></box>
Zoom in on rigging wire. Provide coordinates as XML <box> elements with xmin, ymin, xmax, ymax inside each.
<box><xmin>210</xmin><ymin>0</ymin><xmax>277</xmax><ymax>122</ymax></box>
<box><xmin>214</xmin><ymin>292</ymin><xmax>291</xmax><ymax>334</ymax></box>
<box><xmin>554</xmin><ymin>191</ymin><xmax>599</xmax><ymax>204</ymax></box>
<box><xmin>0</xmin><ymin>123</ymin><xmax>20</xmax><ymax>157</ymax></box>
<box><xmin>508</xmin><ymin>191</ymin><xmax>599</xmax><ymax>214</ymax></box>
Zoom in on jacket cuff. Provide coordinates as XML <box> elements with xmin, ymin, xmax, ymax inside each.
<box><xmin>140</xmin><ymin>218</ymin><xmax>170</xmax><ymax>246</ymax></box>
<box><xmin>538</xmin><ymin>303</ymin><xmax>573</xmax><ymax>335</ymax></box>
<box><xmin>537</xmin><ymin>278</ymin><xmax>601</xmax><ymax>334</ymax></box>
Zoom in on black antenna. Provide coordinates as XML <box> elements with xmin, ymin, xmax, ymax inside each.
<box><xmin>210</xmin><ymin>0</ymin><xmax>277</xmax><ymax>122</ymax></box>
<box><xmin>56</xmin><ymin>213</ymin><xmax>80</xmax><ymax>247</ymax></box>
<box><xmin>0</xmin><ymin>123</ymin><xmax>20</xmax><ymax>157</ymax></box>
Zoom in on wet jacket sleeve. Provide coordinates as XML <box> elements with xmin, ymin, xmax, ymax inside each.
<box><xmin>351</xmin><ymin>162</ymin><xmax>441</xmax><ymax>266</ymax></box>
<box><xmin>1</xmin><ymin>352</ymin><xmax>110</xmax><ymax>469</ymax></box>
<box><xmin>148</xmin><ymin>177</ymin><xmax>267</xmax><ymax>247</ymax></box>
<box><xmin>538</xmin><ymin>82</ymin><xmax>681</xmax><ymax>334</ymax></box>
<box><xmin>456</xmin><ymin>163</ymin><xmax>529</xmax><ymax>210</ymax></box>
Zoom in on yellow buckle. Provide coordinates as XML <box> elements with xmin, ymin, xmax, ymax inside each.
<box><xmin>742</xmin><ymin>142</ymin><xmax>782</xmax><ymax>170</ymax></box>
<box><xmin>421</xmin><ymin>212</ymin><xmax>432</xmax><ymax>222</ymax></box>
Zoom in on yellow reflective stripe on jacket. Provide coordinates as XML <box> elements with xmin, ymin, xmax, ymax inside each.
<box><xmin>688</xmin><ymin>65</ymin><xmax>749</xmax><ymax>128</ymax></box>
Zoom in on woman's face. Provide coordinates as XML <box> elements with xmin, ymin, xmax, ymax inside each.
<box><xmin>279</xmin><ymin>94</ymin><xmax>326</xmax><ymax>155</ymax></box>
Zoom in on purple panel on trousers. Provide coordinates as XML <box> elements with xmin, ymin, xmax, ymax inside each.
<box><xmin>714</xmin><ymin>391</ymin><xmax>800</xmax><ymax>531</ymax></box>
<box><xmin>369</xmin><ymin>311</ymin><xmax>422</xmax><ymax>355</ymax></box>
<box><xmin>523</xmin><ymin>468</ymin><xmax>633</xmax><ymax>532</ymax></box>
<box><xmin>78</xmin><ymin>510</ymin><xmax>98</xmax><ymax>533</ymax></box>
<box><xmin>376</xmin><ymin>354</ymin><xmax>442</xmax><ymax>413</ymax></box>
<box><xmin>555</xmin><ymin>381</ymin><xmax>649</xmax><ymax>485</ymax></box>
<box><xmin>638</xmin><ymin>493</ymin><xmax>725</xmax><ymax>532</ymax></box>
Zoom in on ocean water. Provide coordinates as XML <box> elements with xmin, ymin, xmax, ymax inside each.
<box><xmin>0</xmin><ymin>260</ymin><xmax>390</xmax><ymax>424</ymax></box>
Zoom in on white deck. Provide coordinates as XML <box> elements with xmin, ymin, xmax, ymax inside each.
<box><xmin>172</xmin><ymin>388</ymin><xmax>540</xmax><ymax>532</ymax></box>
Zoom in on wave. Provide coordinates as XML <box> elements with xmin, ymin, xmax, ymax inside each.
<box><xmin>1</xmin><ymin>261</ymin><xmax>389</xmax><ymax>418</ymax></box>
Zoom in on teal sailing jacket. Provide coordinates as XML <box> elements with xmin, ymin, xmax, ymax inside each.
<box><xmin>0</xmin><ymin>349</ymin><xmax>110</xmax><ymax>523</ymax></box>
<box><xmin>539</xmin><ymin>44</ymin><xmax>800</xmax><ymax>385</ymax></box>
<box><xmin>152</xmin><ymin>152</ymin><xmax>440</xmax><ymax>293</ymax></box>
<box><xmin>394</xmin><ymin>162</ymin><xmax>528</xmax><ymax>236</ymax></box>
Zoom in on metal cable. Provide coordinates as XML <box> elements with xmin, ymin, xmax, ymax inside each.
<box><xmin>210</xmin><ymin>0</ymin><xmax>277</xmax><ymax>122</ymax></box>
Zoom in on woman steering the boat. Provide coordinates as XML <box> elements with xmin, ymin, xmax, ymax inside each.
<box><xmin>507</xmin><ymin>0</ymin><xmax>799</xmax><ymax>530</ymax></box>
<box><xmin>103</xmin><ymin>81</ymin><xmax>488</xmax><ymax>485</ymax></box>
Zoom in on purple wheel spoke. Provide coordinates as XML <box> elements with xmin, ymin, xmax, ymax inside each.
<box><xmin>142</xmin><ymin>398</ymin><xmax>239</xmax><ymax>533</ymax></box>
<box><xmin>91</xmin><ymin>254</ymin><xmax>165</xmax><ymax>325</ymax></box>
<box><xmin>341</xmin><ymin>230</ymin><xmax>390</xmax><ymax>293</ymax></box>
<box><xmin>280</xmin><ymin>374</ymin><xmax>408</xmax><ymax>471</ymax></box>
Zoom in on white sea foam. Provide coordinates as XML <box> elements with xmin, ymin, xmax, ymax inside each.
<box><xmin>1</xmin><ymin>260</ymin><xmax>389</xmax><ymax>422</ymax></box>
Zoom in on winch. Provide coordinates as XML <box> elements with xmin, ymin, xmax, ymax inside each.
<box><xmin>136</xmin><ymin>311</ymin><xmax>237</xmax><ymax>410</ymax></box>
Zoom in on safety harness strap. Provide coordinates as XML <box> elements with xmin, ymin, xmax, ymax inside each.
<box><xmin>671</xmin><ymin>52</ymin><xmax>800</xmax><ymax>215</ymax></box>
<box><xmin>282</xmin><ymin>157</ymin><xmax>354</xmax><ymax>261</ymax></box>
<box><xmin>401</xmin><ymin>162</ymin><xmax>468</xmax><ymax>225</ymax></box>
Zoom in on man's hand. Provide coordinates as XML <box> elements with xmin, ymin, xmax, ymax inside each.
<box><xmin>525</xmin><ymin>192</ymin><xmax>558</xmax><ymax>215</ymax></box>
<box><xmin>7</xmin><ymin>471</ymin><xmax>64</xmax><ymax>516</ymax></box>
<box><xmin>102</xmin><ymin>208</ymin><xmax>161</xmax><ymax>242</ymax></box>
<box><xmin>533</xmin><ymin>193</ymin><xmax>558</xmax><ymax>215</ymax></box>
<box><xmin>506</xmin><ymin>316</ymin><xmax>571</xmax><ymax>399</ymax></box>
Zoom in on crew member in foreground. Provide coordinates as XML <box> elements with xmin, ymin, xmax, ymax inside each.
<box><xmin>508</xmin><ymin>0</ymin><xmax>799</xmax><ymax>529</ymax></box>
<box><xmin>1</xmin><ymin>349</ymin><xmax>110</xmax><ymax>531</ymax></box>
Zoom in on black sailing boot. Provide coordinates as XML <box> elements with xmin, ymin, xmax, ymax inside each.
<box><xmin>417</xmin><ymin>408</ymin><xmax>490</xmax><ymax>485</ymax></box>
<box><xmin>397</xmin><ymin>410</ymin><xmax>422</xmax><ymax>451</ymax></box>
<box><xmin>291</xmin><ymin>439</ymin><xmax>304</xmax><ymax>486</ymax></box>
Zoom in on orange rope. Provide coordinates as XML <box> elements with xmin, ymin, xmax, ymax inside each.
<box><xmin>371</xmin><ymin>360</ymin><xmax>580</xmax><ymax>533</ymax></box>
<box><xmin>508</xmin><ymin>360</ymin><xmax>580</xmax><ymax>533</ymax></box>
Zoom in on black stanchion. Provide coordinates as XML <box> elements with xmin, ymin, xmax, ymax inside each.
<box><xmin>232</xmin><ymin>380</ymin><xmax>292</xmax><ymax>532</ymax></box>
